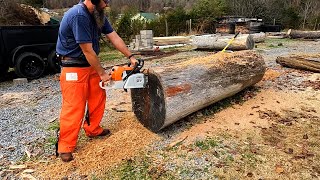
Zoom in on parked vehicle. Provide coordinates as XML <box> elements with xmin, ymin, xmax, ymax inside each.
<box><xmin>0</xmin><ymin>25</ymin><xmax>60</xmax><ymax>79</ymax></box>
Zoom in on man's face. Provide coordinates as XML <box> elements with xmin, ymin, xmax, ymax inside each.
<box><xmin>96</xmin><ymin>0</ymin><xmax>109</xmax><ymax>11</ymax></box>
<box><xmin>93</xmin><ymin>0</ymin><xmax>109</xmax><ymax>28</ymax></box>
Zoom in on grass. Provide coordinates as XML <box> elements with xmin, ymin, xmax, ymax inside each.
<box><xmin>256</xmin><ymin>38</ymin><xmax>298</xmax><ymax>49</ymax></box>
<box><xmin>47</xmin><ymin>121</ymin><xmax>59</xmax><ymax>131</ymax></box>
<box><xmin>195</xmin><ymin>138</ymin><xmax>219</xmax><ymax>150</ymax></box>
<box><xmin>99</xmin><ymin>50</ymin><xmax>125</xmax><ymax>62</ymax></box>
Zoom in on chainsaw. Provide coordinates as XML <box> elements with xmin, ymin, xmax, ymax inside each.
<box><xmin>99</xmin><ymin>59</ymin><xmax>147</xmax><ymax>90</ymax></box>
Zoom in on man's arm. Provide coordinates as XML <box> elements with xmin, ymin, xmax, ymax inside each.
<box><xmin>79</xmin><ymin>43</ymin><xmax>110</xmax><ymax>82</ymax></box>
<box><xmin>105</xmin><ymin>31</ymin><xmax>138</xmax><ymax>65</ymax></box>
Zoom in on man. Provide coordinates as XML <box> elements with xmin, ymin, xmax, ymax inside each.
<box><xmin>56</xmin><ymin>0</ymin><xmax>138</xmax><ymax>162</ymax></box>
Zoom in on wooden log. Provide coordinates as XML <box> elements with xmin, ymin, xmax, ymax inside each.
<box><xmin>276</xmin><ymin>54</ymin><xmax>320</xmax><ymax>72</ymax></box>
<box><xmin>250</xmin><ymin>32</ymin><xmax>266</xmax><ymax>43</ymax></box>
<box><xmin>153</xmin><ymin>36</ymin><xmax>191</xmax><ymax>46</ymax></box>
<box><xmin>287</xmin><ymin>29</ymin><xmax>320</xmax><ymax>39</ymax></box>
<box><xmin>191</xmin><ymin>34</ymin><xmax>254</xmax><ymax>51</ymax></box>
<box><xmin>131</xmin><ymin>50</ymin><xmax>266</xmax><ymax>132</ymax></box>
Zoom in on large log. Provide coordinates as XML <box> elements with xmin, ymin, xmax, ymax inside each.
<box><xmin>153</xmin><ymin>36</ymin><xmax>191</xmax><ymax>46</ymax></box>
<box><xmin>287</xmin><ymin>29</ymin><xmax>320</xmax><ymax>39</ymax></box>
<box><xmin>251</xmin><ymin>32</ymin><xmax>266</xmax><ymax>43</ymax></box>
<box><xmin>192</xmin><ymin>34</ymin><xmax>254</xmax><ymax>51</ymax></box>
<box><xmin>276</xmin><ymin>54</ymin><xmax>320</xmax><ymax>72</ymax></box>
<box><xmin>131</xmin><ymin>51</ymin><xmax>266</xmax><ymax>132</ymax></box>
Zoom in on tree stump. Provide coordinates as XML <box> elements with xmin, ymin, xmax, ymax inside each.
<box><xmin>131</xmin><ymin>50</ymin><xmax>266</xmax><ymax>132</ymax></box>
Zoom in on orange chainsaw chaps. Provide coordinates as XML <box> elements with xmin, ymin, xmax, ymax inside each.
<box><xmin>58</xmin><ymin>67</ymin><xmax>105</xmax><ymax>153</ymax></box>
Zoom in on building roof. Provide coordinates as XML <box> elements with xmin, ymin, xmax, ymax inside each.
<box><xmin>132</xmin><ymin>12</ymin><xmax>157</xmax><ymax>22</ymax></box>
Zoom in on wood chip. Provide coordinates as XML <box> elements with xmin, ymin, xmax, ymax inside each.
<box><xmin>20</xmin><ymin>173</ymin><xmax>37</xmax><ymax>180</ymax></box>
<box><xmin>168</xmin><ymin>136</ymin><xmax>188</xmax><ymax>148</ymax></box>
<box><xmin>275</xmin><ymin>165</ymin><xmax>284</xmax><ymax>174</ymax></box>
<box><xmin>9</xmin><ymin>164</ymin><xmax>27</xmax><ymax>169</ymax></box>
<box><xmin>23</xmin><ymin>169</ymin><xmax>35</xmax><ymax>174</ymax></box>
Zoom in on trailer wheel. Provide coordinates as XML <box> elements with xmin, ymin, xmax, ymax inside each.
<box><xmin>48</xmin><ymin>50</ymin><xmax>61</xmax><ymax>73</ymax></box>
<box><xmin>15</xmin><ymin>52</ymin><xmax>45</xmax><ymax>79</ymax></box>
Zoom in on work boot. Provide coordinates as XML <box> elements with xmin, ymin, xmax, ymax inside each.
<box><xmin>98</xmin><ymin>129</ymin><xmax>111</xmax><ymax>137</ymax></box>
<box><xmin>60</xmin><ymin>153</ymin><xmax>74</xmax><ymax>162</ymax></box>
<box><xmin>88</xmin><ymin>129</ymin><xmax>111</xmax><ymax>138</ymax></box>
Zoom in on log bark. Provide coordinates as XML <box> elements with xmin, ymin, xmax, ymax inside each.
<box><xmin>131</xmin><ymin>50</ymin><xmax>266</xmax><ymax>132</ymax></box>
<box><xmin>287</xmin><ymin>29</ymin><xmax>320</xmax><ymax>39</ymax></box>
<box><xmin>276</xmin><ymin>54</ymin><xmax>320</xmax><ymax>72</ymax></box>
<box><xmin>153</xmin><ymin>36</ymin><xmax>191</xmax><ymax>46</ymax></box>
<box><xmin>191</xmin><ymin>34</ymin><xmax>254</xmax><ymax>51</ymax></box>
<box><xmin>251</xmin><ymin>32</ymin><xmax>266</xmax><ymax>43</ymax></box>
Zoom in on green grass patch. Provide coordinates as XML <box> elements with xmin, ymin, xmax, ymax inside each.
<box><xmin>47</xmin><ymin>121</ymin><xmax>59</xmax><ymax>131</ymax></box>
<box><xmin>195</xmin><ymin>138</ymin><xmax>219</xmax><ymax>150</ymax></box>
<box><xmin>99</xmin><ymin>50</ymin><xmax>125</xmax><ymax>62</ymax></box>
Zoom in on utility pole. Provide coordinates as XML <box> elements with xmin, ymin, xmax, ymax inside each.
<box><xmin>165</xmin><ymin>19</ymin><xmax>168</xmax><ymax>37</ymax></box>
<box><xmin>189</xmin><ymin>19</ymin><xmax>192</xmax><ymax>34</ymax></box>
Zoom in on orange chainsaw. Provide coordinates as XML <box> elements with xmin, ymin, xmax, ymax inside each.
<box><xmin>99</xmin><ymin>59</ymin><xmax>147</xmax><ymax>90</ymax></box>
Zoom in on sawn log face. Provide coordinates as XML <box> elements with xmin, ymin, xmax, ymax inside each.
<box><xmin>132</xmin><ymin>50</ymin><xmax>266</xmax><ymax>132</ymax></box>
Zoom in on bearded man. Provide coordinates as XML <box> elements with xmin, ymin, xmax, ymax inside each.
<box><xmin>56</xmin><ymin>0</ymin><xmax>138</xmax><ymax>162</ymax></box>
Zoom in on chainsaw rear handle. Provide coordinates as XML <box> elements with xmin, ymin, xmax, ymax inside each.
<box><xmin>124</xmin><ymin>59</ymin><xmax>144</xmax><ymax>81</ymax></box>
<box><xmin>128</xmin><ymin>59</ymin><xmax>144</xmax><ymax>73</ymax></box>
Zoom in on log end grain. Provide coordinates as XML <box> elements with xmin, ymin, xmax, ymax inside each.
<box><xmin>131</xmin><ymin>71</ymin><xmax>166</xmax><ymax>132</ymax></box>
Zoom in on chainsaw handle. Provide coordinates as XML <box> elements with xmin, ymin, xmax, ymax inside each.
<box><xmin>124</xmin><ymin>59</ymin><xmax>144</xmax><ymax>81</ymax></box>
<box><xmin>128</xmin><ymin>59</ymin><xmax>144</xmax><ymax>72</ymax></box>
<box><xmin>99</xmin><ymin>81</ymin><xmax>108</xmax><ymax>90</ymax></box>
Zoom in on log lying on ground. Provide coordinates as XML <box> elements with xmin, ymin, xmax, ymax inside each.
<box><xmin>287</xmin><ymin>29</ymin><xmax>320</xmax><ymax>39</ymax></box>
<box><xmin>251</xmin><ymin>32</ymin><xmax>266</xmax><ymax>43</ymax></box>
<box><xmin>276</xmin><ymin>54</ymin><xmax>320</xmax><ymax>72</ymax></box>
<box><xmin>192</xmin><ymin>34</ymin><xmax>254</xmax><ymax>50</ymax></box>
<box><xmin>153</xmin><ymin>36</ymin><xmax>191</xmax><ymax>46</ymax></box>
<box><xmin>131</xmin><ymin>51</ymin><xmax>266</xmax><ymax>132</ymax></box>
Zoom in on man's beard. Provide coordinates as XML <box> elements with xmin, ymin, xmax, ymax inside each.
<box><xmin>93</xmin><ymin>7</ymin><xmax>105</xmax><ymax>29</ymax></box>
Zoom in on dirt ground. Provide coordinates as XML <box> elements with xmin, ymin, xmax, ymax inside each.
<box><xmin>4</xmin><ymin>38</ymin><xmax>320</xmax><ymax>179</ymax></box>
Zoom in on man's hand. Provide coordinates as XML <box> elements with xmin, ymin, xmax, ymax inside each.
<box><xmin>100</xmin><ymin>71</ymin><xmax>112</xmax><ymax>82</ymax></box>
<box><xmin>129</xmin><ymin>57</ymin><xmax>139</xmax><ymax>67</ymax></box>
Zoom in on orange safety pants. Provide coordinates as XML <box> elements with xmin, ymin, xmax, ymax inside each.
<box><xmin>58</xmin><ymin>67</ymin><xmax>106</xmax><ymax>153</ymax></box>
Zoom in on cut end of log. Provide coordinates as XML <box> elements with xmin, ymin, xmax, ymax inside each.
<box><xmin>131</xmin><ymin>71</ymin><xmax>166</xmax><ymax>132</ymax></box>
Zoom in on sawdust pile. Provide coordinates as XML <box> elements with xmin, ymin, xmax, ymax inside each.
<box><xmin>262</xmin><ymin>69</ymin><xmax>282</xmax><ymax>81</ymax></box>
<box><xmin>35</xmin><ymin>114</ymin><xmax>159</xmax><ymax>179</ymax></box>
<box><xmin>176</xmin><ymin>50</ymin><xmax>262</xmax><ymax>67</ymax></box>
<box><xmin>0</xmin><ymin>2</ymin><xmax>41</xmax><ymax>25</ymax></box>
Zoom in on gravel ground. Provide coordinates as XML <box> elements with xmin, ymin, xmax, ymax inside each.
<box><xmin>0</xmin><ymin>77</ymin><xmax>61</xmax><ymax>162</ymax></box>
<box><xmin>0</xmin><ymin>38</ymin><xmax>319</xmax><ymax>179</ymax></box>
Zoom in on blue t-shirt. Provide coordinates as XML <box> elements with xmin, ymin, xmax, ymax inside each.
<box><xmin>56</xmin><ymin>3</ymin><xmax>113</xmax><ymax>58</ymax></box>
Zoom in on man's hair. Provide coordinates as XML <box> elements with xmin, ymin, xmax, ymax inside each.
<box><xmin>91</xmin><ymin>0</ymin><xmax>100</xmax><ymax>6</ymax></box>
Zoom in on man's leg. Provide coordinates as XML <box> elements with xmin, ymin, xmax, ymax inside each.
<box><xmin>58</xmin><ymin>67</ymin><xmax>90</xmax><ymax>155</ymax></box>
<box><xmin>83</xmin><ymin>68</ymin><xmax>107</xmax><ymax>137</ymax></box>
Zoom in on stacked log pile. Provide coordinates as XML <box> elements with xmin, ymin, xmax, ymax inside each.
<box><xmin>131</xmin><ymin>50</ymin><xmax>266</xmax><ymax>132</ymax></box>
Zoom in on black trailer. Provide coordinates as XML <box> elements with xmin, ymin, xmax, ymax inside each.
<box><xmin>0</xmin><ymin>25</ymin><xmax>60</xmax><ymax>79</ymax></box>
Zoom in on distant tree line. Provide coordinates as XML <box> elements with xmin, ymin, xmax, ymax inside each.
<box><xmin>18</xmin><ymin>0</ymin><xmax>319</xmax><ymax>30</ymax></box>
<box><xmin>3</xmin><ymin>0</ymin><xmax>319</xmax><ymax>39</ymax></box>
